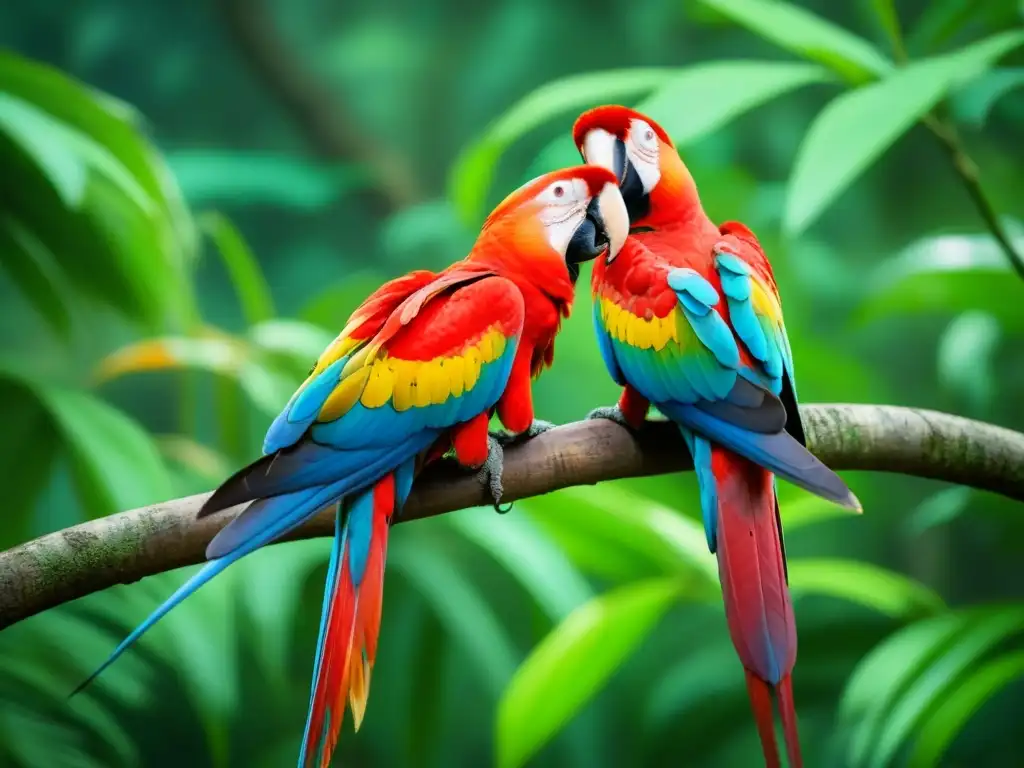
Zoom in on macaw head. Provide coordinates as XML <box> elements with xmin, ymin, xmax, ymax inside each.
<box><xmin>475</xmin><ymin>165</ymin><xmax>628</xmax><ymax>287</ymax></box>
<box><xmin>572</xmin><ymin>105</ymin><xmax>698</xmax><ymax>231</ymax></box>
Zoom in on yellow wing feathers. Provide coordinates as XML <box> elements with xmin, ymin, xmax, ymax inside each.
<box><xmin>599</xmin><ymin>298</ymin><xmax>679</xmax><ymax>351</ymax></box>
<box><xmin>749</xmin><ymin>276</ymin><xmax>784</xmax><ymax>326</ymax></box>
<box><xmin>317</xmin><ymin>326</ymin><xmax>509</xmax><ymax>421</ymax></box>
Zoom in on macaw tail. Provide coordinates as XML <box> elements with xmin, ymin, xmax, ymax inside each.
<box><xmin>299</xmin><ymin>460</ymin><xmax>414</xmax><ymax>768</ymax></box>
<box><xmin>692</xmin><ymin>436</ymin><xmax>802</xmax><ymax>768</ymax></box>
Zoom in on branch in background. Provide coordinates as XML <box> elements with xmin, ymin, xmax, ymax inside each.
<box><xmin>2</xmin><ymin>404</ymin><xmax>1023</xmax><ymax>631</ymax></box>
<box><xmin>882</xmin><ymin>14</ymin><xmax>1024</xmax><ymax>280</ymax></box>
<box><xmin>215</xmin><ymin>0</ymin><xmax>421</xmax><ymax>213</ymax></box>
<box><xmin>922</xmin><ymin>113</ymin><xmax>1024</xmax><ymax>281</ymax></box>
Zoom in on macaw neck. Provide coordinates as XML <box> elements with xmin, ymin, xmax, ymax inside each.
<box><xmin>640</xmin><ymin>182</ymin><xmax>707</xmax><ymax>231</ymax></box>
<box><xmin>464</xmin><ymin>244</ymin><xmax>575</xmax><ymax>348</ymax></box>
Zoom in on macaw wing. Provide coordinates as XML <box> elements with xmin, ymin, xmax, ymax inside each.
<box><xmin>598</xmin><ymin>264</ymin><xmax>784</xmax><ymax>430</ymax></box>
<box><xmin>601</xmin><ymin>261</ymin><xmax>850</xmax><ymax>509</ymax></box>
<box><xmin>200</xmin><ymin>272</ymin><xmax>524</xmax><ymax>524</ymax></box>
<box><xmin>591</xmin><ymin>298</ymin><xmax>626</xmax><ymax>386</ymax></box>
<box><xmin>262</xmin><ymin>265</ymin><xmax>499</xmax><ymax>455</ymax></box>
<box><xmin>717</xmin><ymin>220</ymin><xmax>804</xmax><ymax>446</ymax></box>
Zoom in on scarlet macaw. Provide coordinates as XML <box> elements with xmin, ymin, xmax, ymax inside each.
<box><xmin>74</xmin><ymin>165</ymin><xmax>629</xmax><ymax>768</ymax></box>
<box><xmin>572</xmin><ymin>105</ymin><xmax>861</xmax><ymax>768</ymax></box>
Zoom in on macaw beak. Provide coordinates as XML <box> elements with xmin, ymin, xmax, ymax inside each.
<box><xmin>580</xmin><ymin>129</ymin><xmax>650</xmax><ymax>224</ymax></box>
<box><xmin>565</xmin><ymin>182</ymin><xmax>629</xmax><ymax>278</ymax></box>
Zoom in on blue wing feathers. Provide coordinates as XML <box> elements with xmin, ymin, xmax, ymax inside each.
<box><xmin>206</xmin><ymin>431</ymin><xmax>438</xmax><ymax>560</ymax></box>
<box><xmin>667</xmin><ymin>267</ymin><xmax>719</xmax><ymax>309</ymax></box>
<box><xmin>660</xmin><ymin>402</ymin><xmax>853</xmax><ymax>508</ymax></box>
<box><xmin>345</xmin><ymin>486</ymin><xmax>376</xmax><ymax>586</ymax></box>
<box><xmin>592</xmin><ymin>301</ymin><xmax>626</xmax><ymax>386</ymax></box>
<box><xmin>264</xmin><ymin>357</ymin><xmax>351</xmax><ymax>455</ymax></box>
<box><xmin>680</xmin><ymin>428</ymin><xmax>719</xmax><ymax>552</ymax></box>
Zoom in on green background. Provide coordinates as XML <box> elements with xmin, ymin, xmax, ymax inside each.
<box><xmin>1</xmin><ymin>0</ymin><xmax>1023</xmax><ymax>766</ymax></box>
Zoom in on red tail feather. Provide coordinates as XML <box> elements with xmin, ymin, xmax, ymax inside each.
<box><xmin>302</xmin><ymin>475</ymin><xmax>395</xmax><ymax>768</ymax></box>
<box><xmin>713</xmin><ymin>448</ymin><xmax>802</xmax><ymax>767</ymax></box>
<box><xmin>777</xmin><ymin>674</ymin><xmax>803</xmax><ymax>768</ymax></box>
<box><xmin>745</xmin><ymin>670</ymin><xmax>781</xmax><ymax>768</ymax></box>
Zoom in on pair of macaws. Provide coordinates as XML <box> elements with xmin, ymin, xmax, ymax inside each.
<box><xmin>77</xmin><ymin>105</ymin><xmax>859</xmax><ymax>768</ymax></box>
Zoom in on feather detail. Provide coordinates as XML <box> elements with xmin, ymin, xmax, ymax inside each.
<box><xmin>707</xmin><ymin>443</ymin><xmax>801</xmax><ymax>768</ymax></box>
<box><xmin>299</xmin><ymin>469</ymin><xmax>408</xmax><ymax>768</ymax></box>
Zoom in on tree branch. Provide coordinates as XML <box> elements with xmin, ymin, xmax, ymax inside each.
<box><xmin>215</xmin><ymin>0</ymin><xmax>421</xmax><ymax>212</ymax></box>
<box><xmin>880</xmin><ymin>15</ymin><xmax>1024</xmax><ymax>281</ymax></box>
<box><xmin>1</xmin><ymin>403</ymin><xmax>1022</xmax><ymax>631</ymax></box>
<box><xmin>923</xmin><ymin>112</ymin><xmax>1024</xmax><ymax>281</ymax></box>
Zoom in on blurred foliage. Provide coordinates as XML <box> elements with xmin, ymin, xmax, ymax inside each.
<box><xmin>1</xmin><ymin>0</ymin><xmax>1024</xmax><ymax>766</ymax></box>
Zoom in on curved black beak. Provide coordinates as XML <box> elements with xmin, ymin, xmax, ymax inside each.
<box><xmin>565</xmin><ymin>196</ymin><xmax>610</xmax><ymax>282</ymax></box>
<box><xmin>612</xmin><ymin>138</ymin><xmax>650</xmax><ymax>223</ymax></box>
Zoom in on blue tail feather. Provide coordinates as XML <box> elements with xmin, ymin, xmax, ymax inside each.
<box><xmin>660</xmin><ymin>401</ymin><xmax>855</xmax><ymax>509</ymax></box>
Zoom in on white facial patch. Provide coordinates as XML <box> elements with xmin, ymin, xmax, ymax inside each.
<box><xmin>535</xmin><ymin>177</ymin><xmax>590</xmax><ymax>256</ymax></box>
<box><xmin>626</xmin><ymin>118</ymin><xmax>661</xmax><ymax>193</ymax></box>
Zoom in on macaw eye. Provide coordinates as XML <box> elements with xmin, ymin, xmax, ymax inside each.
<box><xmin>631</xmin><ymin>119</ymin><xmax>659</xmax><ymax>152</ymax></box>
<box><xmin>553</xmin><ymin>185</ymin><xmax>565</xmax><ymax>198</ymax></box>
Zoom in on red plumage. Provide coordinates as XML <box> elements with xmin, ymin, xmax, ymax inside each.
<box><xmin>572</xmin><ymin>105</ymin><xmax>858</xmax><ymax>767</ymax></box>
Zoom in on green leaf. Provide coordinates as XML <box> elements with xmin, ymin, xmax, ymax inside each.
<box><xmin>40</xmin><ymin>387</ymin><xmax>172</xmax><ymax>517</ymax></box>
<box><xmin>446</xmin><ymin>508</ymin><xmax>593</xmax><ymax>621</ymax></box>
<box><xmin>406</xmin><ymin>609</ymin><xmax>446</xmax><ymax>768</ymax></box>
<box><xmin>634</xmin><ymin>61</ymin><xmax>834</xmax><ymax>147</ymax></box>
<box><xmin>868</xmin><ymin>606</ymin><xmax>1024</xmax><ymax>767</ymax></box>
<box><xmin>0</xmin><ymin>92</ymin><xmax>88</xmax><ymax>206</ymax></box>
<box><xmin>0</xmin><ymin>50</ymin><xmax>196</xmax><ymax>257</ymax></box>
<box><xmin>94</xmin><ymin>332</ymin><xmax>297</xmax><ymax>417</ymax></box>
<box><xmin>948</xmin><ymin>28</ymin><xmax>1024</xmax><ymax>76</ymax></box>
<box><xmin>937</xmin><ymin>311</ymin><xmax>1000</xmax><ymax>412</ymax></box>
<box><xmin>840</xmin><ymin>606</ymin><xmax>1024</xmax><ymax>767</ymax></box>
<box><xmin>198</xmin><ymin>212</ymin><xmax>275</xmax><ymax>325</ymax></box>
<box><xmin>167</xmin><ymin>150</ymin><xmax>367</xmax><ymax>209</ymax></box>
<box><xmin>392</xmin><ymin>535</ymin><xmax>518</xmax><ymax>695</ymax></box>
<box><xmin>906</xmin><ymin>487</ymin><xmax>973</xmax><ymax>535</ymax></box>
<box><xmin>908</xmin><ymin>650</ymin><xmax>1024</xmax><ymax>767</ymax></box>
<box><xmin>0</xmin><ymin>52</ymin><xmax>197</xmax><ymax>330</ymax></box>
<box><xmin>906</xmin><ymin>0</ymin><xmax>983</xmax><ymax>52</ymax></box>
<box><xmin>857</xmin><ymin>226</ymin><xmax>1024</xmax><ymax>330</ymax></box>
<box><xmin>0</xmin><ymin>215</ymin><xmax>71</xmax><ymax>337</ymax></box>
<box><xmin>156</xmin><ymin>435</ymin><xmax>232</xmax><ymax>486</ymax></box>
<box><xmin>247</xmin><ymin>319</ymin><xmax>335</xmax><ymax>369</ymax></box>
<box><xmin>449</xmin><ymin>68</ymin><xmax>675</xmax><ymax>225</ymax></box>
<box><xmin>952</xmin><ymin>67</ymin><xmax>1024</xmax><ymax>128</ymax></box>
<box><xmin>497</xmin><ymin>579</ymin><xmax>680</xmax><ymax>768</ymax></box>
<box><xmin>869</xmin><ymin>0</ymin><xmax>904</xmax><ymax>58</ymax></box>
<box><xmin>524</xmin><ymin>484</ymin><xmax>718</xmax><ymax>588</ymax></box>
<box><xmin>0</xmin><ymin>379</ymin><xmax>60</xmax><ymax>547</ymax></box>
<box><xmin>695</xmin><ymin>0</ymin><xmax>893</xmax><ymax>83</ymax></box>
<box><xmin>785</xmin><ymin>59</ymin><xmax>950</xmax><ymax>235</ymax></box>
<box><xmin>785</xmin><ymin>31</ymin><xmax>1024</xmax><ymax>235</ymax></box>
<box><xmin>788</xmin><ymin>559</ymin><xmax>945</xmax><ymax>619</ymax></box>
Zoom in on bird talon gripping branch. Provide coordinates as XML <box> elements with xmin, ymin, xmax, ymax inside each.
<box><xmin>476</xmin><ymin>435</ymin><xmax>509</xmax><ymax>513</ymax></box>
<box><xmin>585</xmin><ymin>404</ymin><xmax>632</xmax><ymax>429</ymax></box>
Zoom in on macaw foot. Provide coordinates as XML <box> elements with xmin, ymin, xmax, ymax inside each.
<box><xmin>476</xmin><ymin>435</ymin><xmax>512</xmax><ymax>514</ymax></box>
<box><xmin>489</xmin><ymin>419</ymin><xmax>556</xmax><ymax>448</ymax></box>
<box><xmin>585</xmin><ymin>405</ymin><xmax>634</xmax><ymax>430</ymax></box>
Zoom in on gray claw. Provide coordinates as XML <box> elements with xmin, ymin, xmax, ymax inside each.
<box><xmin>585</xmin><ymin>405</ymin><xmax>632</xmax><ymax>429</ymax></box>
<box><xmin>476</xmin><ymin>435</ymin><xmax>512</xmax><ymax>514</ymax></box>
<box><xmin>490</xmin><ymin>419</ymin><xmax>556</xmax><ymax>448</ymax></box>
<box><xmin>488</xmin><ymin>428</ymin><xmax>516</xmax><ymax>447</ymax></box>
<box><xmin>524</xmin><ymin>419</ymin><xmax>555</xmax><ymax>438</ymax></box>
